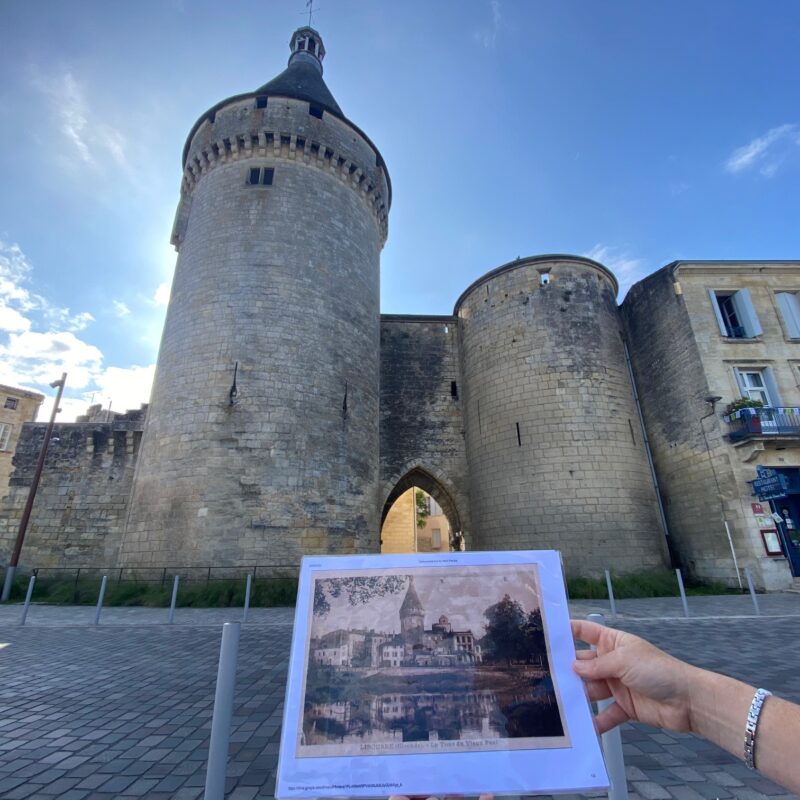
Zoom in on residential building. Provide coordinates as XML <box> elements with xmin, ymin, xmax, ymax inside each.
<box><xmin>0</xmin><ymin>385</ymin><xmax>44</xmax><ymax>494</ymax></box>
<box><xmin>623</xmin><ymin>261</ymin><xmax>800</xmax><ymax>590</ymax></box>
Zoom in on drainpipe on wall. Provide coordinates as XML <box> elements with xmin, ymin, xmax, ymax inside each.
<box><xmin>700</xmin><ymin>402</ymin><xmax>744</xmax><ymax>590</ymax></box>
<box><xmin>622</xmin><ymin>339</ymin><xmax>672</xmax><ymax>558</ymax></box>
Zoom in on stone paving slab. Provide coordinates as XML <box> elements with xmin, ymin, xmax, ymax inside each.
<box><xmin>0</xmin><ymin>597</ymin><xmax>798</xmax><ymax>799</ymax></box>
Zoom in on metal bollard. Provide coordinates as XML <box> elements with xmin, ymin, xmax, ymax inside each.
<box><xmin>744</xmin><ymin>567</ymin><xmax>760</xmax><ymax>615</ymax></box>
<box><xmin>168</xmin><ymin>576</ymin><xmax>180</xmax><ymax>624</ymax></box>
<box><xmin>675</xmin><ymin>568</ymin><xmax>689</xmax><ymax>618</ymax></box>
<box><xmin>93</xmin><ymin>575</ymin><xmax>108</xmax><ymax>625</ymax></box>
<box><xmin>587</xmin><ymin>613</ymin><xmax>629</xmax><ymax>800</ymax></box>
<box><xmin>204</xmin><ymin>622</ymin><xmax>241</xmax><ymax>800</ymax></box>
<box><xmin>19</xmin><ymin>576</ymin><xmax>36</xmax><ymax>626</ymax></box>
<box><xmin>604</xmin><ymin>569</ymin><xmax>617</xmax><ymax>619</ymax></box>
<box><xmin>242</xmin><ymin>574</ymin><xmax>252</xmax><ymax>623</ymax></box>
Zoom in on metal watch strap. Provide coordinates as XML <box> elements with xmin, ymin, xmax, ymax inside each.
<box><xmin>744</xmin><ymin>688</ymin><xmax>772</xmax><ymax>770</ymax></box>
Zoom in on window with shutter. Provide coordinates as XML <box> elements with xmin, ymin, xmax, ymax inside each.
<box><xmin>708</xmin><ymin>289</ymin><xmax>762</xmax><ymax>338</ymax></box>
<box><xmin>776</xmin><ymin>292</ymin><xmax>800</xmax><ymax>339</ymax></box>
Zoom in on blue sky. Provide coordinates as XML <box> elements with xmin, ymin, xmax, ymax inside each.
<box><xmin>1</xmin><ymin>1</ymin><xmax>799</xmax><ymax>420</ymax></box>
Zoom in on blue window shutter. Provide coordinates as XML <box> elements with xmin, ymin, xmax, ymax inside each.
<box><xmin>733</xmin><ymin>367</ymin><xmax>747</xmax><ymax>397</ymax></box>
<box><xmin>732</xmin><ymin>288</ymin><xmax>762</xmax><ymax>337</ymax></box>
<box><xmin>708</xmin><ymin>289</ymin><xmax>728</xmax><ymax>336</ymax></box>
<box><xmin>763</xmin><ymin>368</ymin><xmax>782</xmax><ymax>407</ymax></box>
<box><xmin>777</xmin><ymin>292</ymin><xmax>800</xmax><ymax>339</ymax></box>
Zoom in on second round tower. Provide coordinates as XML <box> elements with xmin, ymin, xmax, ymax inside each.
<box><xmin>455</xmin><ymin>255</ymin><xmax>669</xmax><ymax>574</ymax></box>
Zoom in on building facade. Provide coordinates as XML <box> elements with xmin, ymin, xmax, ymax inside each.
<box><xmin>1</xmin><ymin>29</ymin><xmax>798</xmax><ymax>589</ymax></box>
<box><xmin>0</xmin><ymin>385</ymin><xmax>43</xmax><ymax>492</ymax></box>
<box><xmin>623</xmin><ymin>262</ymin><xmax>800</xmax><ymax>590</ymax></box>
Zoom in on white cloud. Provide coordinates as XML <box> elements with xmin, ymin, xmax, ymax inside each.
<box><xmin>584</xmin><ymin>243</ymin><xmax>648</xmax><ymax>299</ymax></box>
<box><xmin>724</xmin><ymin>123</ymin><xmax>800</xmax><ymax>177</ymax></box>
<box><xmin>475</xmin><ymin>0</ymin><xmax>502</xmax><ymax>48</ymax></box>
<box><xmin>30</xmin><ymin>69</ymin><xmax>133</xmax><ymax>178</ymax></box>
<box><xmin>0</xmin><ymin>302</ymin><xmax>31</xmax><ymax>333</ymax></box>
<box><xmin>153</xmin><ymin>281</ymin><xmax>171</xmax><ymax>305</ymax></box>
<box><xmin>0</xmin><ymin>238</ymin><xmax>154</xmax><ymax>421</ymax></box>
<box><xmin>113</xmin><ymin>300</ymin><xmax>131</xmax><ymax>317</ymax></box>
<box><xmin>0</xmin><ymin>239</ymin><xmax>95</xmax><ymax>335</ymax></box>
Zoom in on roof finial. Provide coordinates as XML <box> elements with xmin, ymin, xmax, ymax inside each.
<box><xmin>288</xmin><ymin>24</ymin><xmax>326</xmax><ymax>74</ymax></box>
<box><xmin>305</xmin><ymin>0</ymin><xmax>318</xmax><ymax>27</ymax></box>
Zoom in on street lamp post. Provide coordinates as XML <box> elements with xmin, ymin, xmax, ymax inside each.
<box><xmin>1</xmin><ymin>373</ymin><xmax>67</xmax><ymax>602</ymax></box>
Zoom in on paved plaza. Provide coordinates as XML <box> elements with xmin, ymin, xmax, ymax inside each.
<box><xmin>0</xmin><ymin>595</ymin><xmax>798</xmax><ymax>800</ymax></box>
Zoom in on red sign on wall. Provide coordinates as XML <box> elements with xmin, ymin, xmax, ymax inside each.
<box><xmin>751</xmin><ymin>502</ymin><xmax>764</xmax><ymax>515</ymax></box>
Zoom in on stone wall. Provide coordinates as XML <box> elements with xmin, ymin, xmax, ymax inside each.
<box><xmin>379</xmin><ymin>316</ymin><xmax>470</xmax><ymax>542</ymax></box>
<box><xmin>457</xmin><ymin>256</ymin><xmax>668</xmax><ymax>575</ymax></box>
<box><xmin>380</xmin><ymin>487</ymin><xmax>415</xmax><ymax>553</ymax></box>
<box><xmin>0</xmin><ymin>408</ymin><xmax>145</xmax><ymax>569</ymax></box>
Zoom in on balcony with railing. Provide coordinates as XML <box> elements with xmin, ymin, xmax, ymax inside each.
<box><xmin>725</xmin><ymin>407</ymin><xmax>800</xmax><ymax>443</ymax></box>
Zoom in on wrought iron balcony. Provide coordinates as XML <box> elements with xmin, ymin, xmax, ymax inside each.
<box><xmin>725</xmin><ymin>407</ymin><xmax>800</xmax><ymax>442</ymax></box>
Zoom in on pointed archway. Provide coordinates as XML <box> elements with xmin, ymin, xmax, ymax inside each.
<box><xmin>380</xmin><ymin>466</ymin><xmax>464</xmax><ymax>553</ymax></box>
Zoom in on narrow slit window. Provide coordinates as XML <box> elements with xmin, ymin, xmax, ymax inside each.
<box><xmin>248</xmin><ymin>167</ymin><xmax>261</xmax><ymax>185</ymax></box>
<box><xmin>261</xmin><ymin>168</ymin><xmax>274</xmax><ymax>186</ymax></box>
<box><xmin>450</xmin><ymin>381</ymin><xmax>458</xmax><ymax>399</ymax></box>
<box><xmin>255</xmin><ymin>96</ymin><xmax>267</xmax><ymax>109</ymax></box>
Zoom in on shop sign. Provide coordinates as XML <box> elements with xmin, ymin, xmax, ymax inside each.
<box><xmin>750</xmin><ymin>466</ymin><xmax>790</xmax><ymax>501</ymax></box>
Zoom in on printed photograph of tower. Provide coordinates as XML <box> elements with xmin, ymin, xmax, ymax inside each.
<box><xmin>296</xmin><ymin>564</ymin><xmax>569</xmax><ymax>757</ymax></box>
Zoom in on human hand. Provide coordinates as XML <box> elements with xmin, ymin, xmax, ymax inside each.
<box><xmin>571</xmin><ymin>618</ymin><xmax>697</xmax><ymax>735</ymax></box>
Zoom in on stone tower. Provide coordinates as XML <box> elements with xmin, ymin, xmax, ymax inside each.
<box><xmin>400</xmin><ymin>576</ymin><xmax>425</xmax><ymax>648</ymax></box>
<box><xmin>455</xmin><ymin>255</ymin><xmax>669</xmax><ymax>575</ymax></box>
<box><xmin>119</xmin><ymin>27</ymin><xmax>391</xmax><ymax>566</ymax></box>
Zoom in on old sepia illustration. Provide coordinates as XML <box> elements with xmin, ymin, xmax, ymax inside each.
<box><xmin>297</xmin><ymin>565</ymin><xmax>569</xmax><ymax>757</ymax></box>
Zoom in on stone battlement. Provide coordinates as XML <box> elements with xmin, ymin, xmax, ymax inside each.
<box><xmin>177</xmin><ymin>97</ymin><xmax>389</xmax><ymax>245</ymax></box>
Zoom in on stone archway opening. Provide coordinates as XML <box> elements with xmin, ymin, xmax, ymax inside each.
<box><xmin>380</xmin><ymin>467</ymin><xmax>464</xmax><ymax>553</ymax></box>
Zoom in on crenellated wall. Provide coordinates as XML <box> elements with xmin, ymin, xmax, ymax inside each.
<box><xmin>0</xmin><ymin>407</ymin><xmax>146</xmax><ymax>569</ymax></box>
<box><xmin>174</xmin><ymin>96</ymin><xmax>389</xmax><ymax>247</ymax></box>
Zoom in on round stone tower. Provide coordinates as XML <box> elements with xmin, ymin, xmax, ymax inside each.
<box><xmin>119</xmin><ymin>28</ymin><xmax>390</xmax><ymax>567</ymax></box>
<box><xmin>455</xmin><ymin>255</ymin><xmax>668</xmax><ymax>575</ymax></box>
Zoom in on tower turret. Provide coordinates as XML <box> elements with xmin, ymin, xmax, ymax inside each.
<box><xmin>400</xmin><ymin>576</ymin><xmax>424</xmax><ymax>647</ymax></box>
<box><xmin>119</xmin><ymin>29</ymin><xmax>391</xmax><ymax>567</ymax></box>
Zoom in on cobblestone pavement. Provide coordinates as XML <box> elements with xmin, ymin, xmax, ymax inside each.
<box><xmin>0</xmin><ymin>596</ymin><xmax>797</xmax><ymax>800</ymax></box>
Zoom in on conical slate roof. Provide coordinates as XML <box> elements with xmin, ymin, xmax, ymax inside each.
<box><xmin>256</xmin><ymin>59</ymin><xmax>342</xmax><ymax>117</ymax></box>
<box><xmin>400</xmin><ymin>576</ymin><xmax>424</xmax><ymax>617</ymax></box>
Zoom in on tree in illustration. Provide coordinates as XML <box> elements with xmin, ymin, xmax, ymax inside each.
<box><xmin>313</xmin><ymin>575</ymin><xmax>408</xmax><ymax>617</ymax></box>
<box><xmin>482</xmin><ymin>594</ymin><xmax>526</xmax><ymax>665</ymax></box>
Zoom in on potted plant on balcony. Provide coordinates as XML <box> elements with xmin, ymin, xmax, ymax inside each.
<box><xmin>726</xmin><ymin>398</ymin><xmax>764</xmax><ymax>433</ymax></box>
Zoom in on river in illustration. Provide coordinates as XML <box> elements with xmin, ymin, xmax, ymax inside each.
<box><xmin>302</xmin><ymin>676</ymin><xmax>565</xmax><ymax>749</ymax></box>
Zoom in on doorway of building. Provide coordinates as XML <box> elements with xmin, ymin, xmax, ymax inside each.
<box><xmin>380</xmin><ymin>468</ymin><xmax>463</xmax><ymax>554</ymax></box>
<box><xmin>769</xmin><ymin>483</ymin><xmax>800</xmax><ymax>577</ymax></box>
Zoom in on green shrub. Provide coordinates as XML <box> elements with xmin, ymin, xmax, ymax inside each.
<box><xmin>5</xmin><ymin>575</ymin><xmax>298</xmax><ymax>608</ymax></box>
<box><xmin>566</xmin><ymin>570</ymin><xmax>734</xmax><ymax>599</ymax></box>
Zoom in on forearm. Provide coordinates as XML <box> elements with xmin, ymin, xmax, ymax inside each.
<box><xmin>688</xmin><ymin>666</ymin><xmax>800</xmax><ymax>794</ymax></box>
